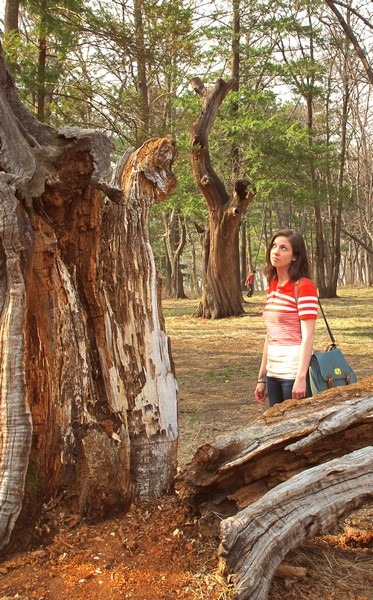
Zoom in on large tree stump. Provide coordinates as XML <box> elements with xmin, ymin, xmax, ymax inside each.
<box><xmin>0</xmin><ymin>43</ymin><xmax>178</xmax><ymax>552</ymax></box>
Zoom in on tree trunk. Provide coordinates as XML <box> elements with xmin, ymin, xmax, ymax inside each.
<box><xmin>36</xmin><ymin>0</ymin><xmax>48</xmax><ymax>122</ymax></box>
<box><xmin>328</xmin><ymin>17</ymin><xmax>351</xmax><ymax>296</ymax></box>
<box><xmin>190</xmin><ymin>78</ymin><xmax>255</xmax><ymax>319</ymax></box>
<box><xmin>4</xmin><ymin>0</ymin><xmax>20</xmax><ymax>34</ymax></box>
<box><xmin>163</xmin><ymin>239</ymin><xmax>173</xmax><ymax>297</ymax></box>
<box><xmin>37</xmin><ymin>34</ymin><xmax>47</xmax><ymax>121</ymax></box>
<box><xmin>187</xmin><ymin>222</ymin><xmax>201</xmax><ymax>297</ymax></box>
<box><xmin>231</xmin><ymin>0</ymin><xmax>245</xmax><ymax>291</ymax></box>
<box><xmin>0</xmin><ymin>44</ymin><xmax>178</xmax><ymax>552</ymax></box>
<box><xmin>163</xmin><ymin>209</ymin><xmax>187</xmax><ymax>299</ymax></box>
<box><xmin>220</xmin><ymin>447</ymin><xmax>373</xmax><ymax>600</ymax></box>
<box><xmin>134</xmin><ymin>0</ymin><xmax>150</xmax><ymax>144</ymax></box>
<box><xmin>240</xmin><ymin>220</ymin><xmax>247</xmax><ymax>288</ymax></box>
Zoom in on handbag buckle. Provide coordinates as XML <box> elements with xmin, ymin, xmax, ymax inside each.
<box><xmin>326</xmin><ymin>374</ymin><xmax>333</xmax><ymax>388</ymax></box>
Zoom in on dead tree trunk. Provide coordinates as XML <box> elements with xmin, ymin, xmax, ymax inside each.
<box><xmin>177</xmin><ymin>383</ymin><xmax>373</xmax><ymax>515</ymax></box>
<box><xmin>0</xmin><ymin>44</ymin><xmax>178</xmax><ymax>552</ymax></box>
<box><xmin>220</xmin><ymin>447</ymin><xmax>373</xmax><ymax>600</ymax></box>
<box><xmin>190</xmin><ymin>78</ymin><xmax>255</xmax><ymax>319</ymax></box>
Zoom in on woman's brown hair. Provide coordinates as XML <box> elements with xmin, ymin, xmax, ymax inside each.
<box><xmin>264</xmin><ymin>229</ymin><xmax>311</xmax><ymax>283</ymax></box>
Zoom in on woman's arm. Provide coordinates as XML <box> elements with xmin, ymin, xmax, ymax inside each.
<box><xmin>292</xmin><ymin>319</ymin><xmax>316</xmax><ymax>399</ymax></box>
<box><xmin>255</xmin><ymin>337</ymin><xmax>268</xmax><ymax>405</ymax></box>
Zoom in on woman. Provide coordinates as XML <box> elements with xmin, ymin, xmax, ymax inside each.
<box><xmin>255</xmin><ymin>229</ymin><xmax>318</xmax><ymax>407</ymax></box>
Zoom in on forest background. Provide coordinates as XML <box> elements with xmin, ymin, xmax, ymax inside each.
<box><xmin>0</xmin><ymin>0</ymin><xmax>372</xmax><ymax>300</ymax></box>
<box><xmin>0</xmin><ymin>4</ymin><xmax>372</xmax><ymax>597</ymax></box>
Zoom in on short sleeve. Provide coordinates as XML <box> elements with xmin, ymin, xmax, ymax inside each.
<box><xmin>297</xmin><ymin>279</ymin><xmax>318</xmax><ymax>320</ymax></box>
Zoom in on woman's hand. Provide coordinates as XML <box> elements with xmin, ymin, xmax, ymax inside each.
<box><xmin>292</xmin><ymin>375</ymin><xmax>307</xmax><ymax>399</ymax></box>
<box><xmin>255</xmin><ymin>382</ymin><xmax>267</xmax><ymax>405</ymax></box>
<box><xmin>293</xmin><ymin>319</ymin><xmax>316</xmax><ymax>400</ymax></box>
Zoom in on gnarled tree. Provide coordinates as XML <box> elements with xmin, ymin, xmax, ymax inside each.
<box><xmin>190</xmin><ymin>78</ymin><xmax>256</xmax><ymax>319</ymax></box>
<box><xmin>0</xmin><ymin>43</ymin><xmax>178</xmax><ymax>552</ymax></box>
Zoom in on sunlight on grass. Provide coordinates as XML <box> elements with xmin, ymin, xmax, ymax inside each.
<box><xmin>164</xmin><ymin>287</ymin><xmax>373</xmax><ymax>382</ymax></box>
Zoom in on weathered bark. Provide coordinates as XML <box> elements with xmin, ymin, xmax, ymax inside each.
<box><xmin>0</xmin><ymin>44</ymin><xmax>178</xmax><ymax>551</ymax></box>
<box><xmin>190</xmin><ymin>78</ymin><xmax>255</xmax><ymax>319</ymax></box>
<box><xmin>4</xmin><ymin>0</ymin><xmax>20</xmax><ymax>34</ymax></box>
<box><xmin>0</xmin><ymin>180</ymin><xmax>33</xmax><ymax>552</ymax></box>
<box><xmin>178</xmin><ymin>382</ymin><xmax>373</xmax><ymax>598</ymax></box>
<box><xmin>177</xmin><ymin>381</ymin><xmax>373</xmax><ymax>516</ymax></box>
<box><xmin>220</xmin><ymin>447</ymin><xmax>373</xmax><ymax>600</ymax></box>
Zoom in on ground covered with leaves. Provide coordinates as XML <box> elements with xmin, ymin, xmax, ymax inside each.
<box><xmin>0</xmin><ymin>288</ymin><xmax>372</xmax><ymax>599</ymax></box>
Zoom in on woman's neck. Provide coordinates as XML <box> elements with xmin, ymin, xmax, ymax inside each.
<box><xmin>276</xmin><ymin>268</ymin><xmax>290</xmax><ymax>286</ymax></box>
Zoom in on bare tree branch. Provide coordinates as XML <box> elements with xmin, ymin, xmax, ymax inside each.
<box><xmin>341</xmin><ymin>228</ymin><xmax>373</xmax><ymax>254</ymax></box>
<box><xmin>325</xmin><ymin>0</ymin><xmax>373</xmax><ymax>85</ymax></box>
<box><xmin>327</xmin><ymin>0</ymin><xmax>373</xmax><ymax>30</ymax></box>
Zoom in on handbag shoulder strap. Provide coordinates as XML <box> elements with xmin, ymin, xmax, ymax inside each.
<box><xmin>317</xmin><ymin>297</ymin><xmax>337</xmax><ymax>346</ymax></box>
<box><xmin>294</xmin><ymin>280</ymin><xmax>336</xmax><ymax>346</ymax></box>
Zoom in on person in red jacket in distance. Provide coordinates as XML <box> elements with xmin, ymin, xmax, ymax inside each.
<box><xmin>245</xmin><ymin>269</ymin><xmax>256</xmax><ymax>297</ymax></box>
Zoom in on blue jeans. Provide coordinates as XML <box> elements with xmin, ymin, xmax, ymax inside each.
<box><xmin>267</xmin><ymin>377</ymin><xmax>295</xmax><ymax>407</ymax></box>
<box><xmin>267</xmin><ymin>376</ymin><xmax>312</xmax><ymax>406</ymax></box>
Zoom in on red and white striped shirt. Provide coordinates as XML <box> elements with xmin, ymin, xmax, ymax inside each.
<box><xmin>263</xmin><ymin>278</ymin><xmax>318</xmax><ymax>378</ymax></box>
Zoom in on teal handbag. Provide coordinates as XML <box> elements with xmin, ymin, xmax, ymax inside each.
<box><xmin>294</xmin><ymin>282</ymin><xmax>358</xmax><ymax>396</ymax></box>
<box><xmin>308</xmin><ymin>296</ymin><xmax>357</xmax><ymax>395</ymax></box>
<box><xmin>309</xmin><ymin>346</ymin><xmax>358</xmax><ymax>395</ymax></box>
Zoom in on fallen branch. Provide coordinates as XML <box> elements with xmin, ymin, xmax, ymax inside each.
<box><xmin>219</xmin><ymin>446</ymin><xmax>373</xmax><ymax>600</ymax></box>
<box><xmin>176</xmin><ymin>385</ymin><xmax>373</xmax><ymax>515</ymax></box>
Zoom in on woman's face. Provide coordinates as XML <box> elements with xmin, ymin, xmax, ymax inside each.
<box><xmin>270</xmin><ymin>236</ymin><xmax>295</xmax><ymax>271</ymax></box>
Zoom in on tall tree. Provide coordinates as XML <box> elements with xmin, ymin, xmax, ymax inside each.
<box><xmin>2</xmin><ymin>0</ymin><xmax>84</xmax><ymax>121</ymax></box>
<box><xmin>231</xmin><ymin>0</ymin><xmax>247</xmax><ymax>288</ymax></box>
<box><xmin>133</xmin><ymin>0</ymin><xmax>150</xmax><ymax>143</ymax></box>
<box><xmin>273</xmin><ymin>4</ymin><xmax>340</xmax><ymax>295</ymax></box>
<box><xmin>162</xmin><ymin>209</ymin><xmax>187</xmax><ymax>298</ymax></box>
<box><xmin>190</xmin><ymin>78</ymin><xmax>255</xmax><ymax>319</ymax></box>
<box><xmin>4</xmin><ymin>0</ymin><xmax>20</xmax><ymax>34</ymax></box>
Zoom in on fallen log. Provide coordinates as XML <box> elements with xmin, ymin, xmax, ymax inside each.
<box><xmin>219</xmin><ymin>446</ymin><xmax>373</xmax><ymax>600</ymax></box>
<box><xmin>176</xmin><ymin>381</ymin><xmax>373</xmax><ymax>516</ymax></box>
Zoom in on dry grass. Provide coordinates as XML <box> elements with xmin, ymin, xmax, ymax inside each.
<box><xmin>164</xmin><ymin>286</ymin><xmax>372</xmax><ymax>466</ymax></box>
